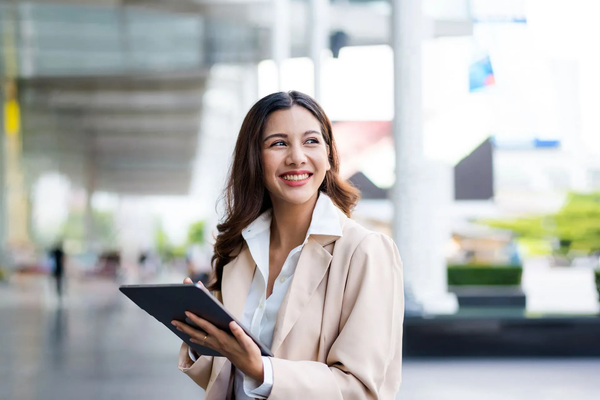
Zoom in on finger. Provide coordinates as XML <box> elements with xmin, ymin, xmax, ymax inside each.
<box><xmin>183</xmin><ymin>277</ymin><xmax>193</xmax><ymax>284</ymax></box>
<box><xmin>229</xmin><ymin>321</ymin><xmax>254</xmax><ymax>349</ymax></box>
<box><xmin>189</xmin><ymin>334</ymin><xmax>217</xmax><ymax>352</ymax></box>
<box><xmin>197</xmin><ymin>280</ymin><xmax>204</xmax><ymax>287</ymax></box>
<box><xmin>185</xmin><ymin>312</ymin><xmax>221</xmax><ymax>337</ymax></box>
<box><xmin>184</xmin><ymin>317</ymin><xmax>228</xmax><ymax>352</ymax></box>
<box><xmin>171</xmin><ymin>320</ymin><xmax>207</xmax><ymax>341</ymax></box>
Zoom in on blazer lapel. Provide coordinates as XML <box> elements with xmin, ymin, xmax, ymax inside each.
<box><xmin>210</xmin><ymin>245</ymin><xmax>256</xmax><ymax>384</ymax></box>
<box><xmin>221</xmin><ymin>245</ymin><xmax>255</xmax><ymax>319</ymax></box>
<box><xmin>270</xmin><ymin>235</ymin><xmax>336</xmax><ymax>354</ymax></box>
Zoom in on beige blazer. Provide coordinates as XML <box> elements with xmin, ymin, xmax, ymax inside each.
<box><xmin>178</xmin><ymin>210</ymin><xmax>404</xmax><ymax>400</ymax></box>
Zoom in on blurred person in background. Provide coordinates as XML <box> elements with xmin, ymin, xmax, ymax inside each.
<box><xmin>171</xmin><ymin>91</ymin><xmax>404</xmax><ymax>400</ymax></box>
<box><xmin>49</xmin><ymin>240</ymin><xmax>66</xmax><ymax>298</ymax></box>
<box><xmin>139</xmin><ymin>251</ymin><xmax>148</xmax><ymax>271</ymax></box>
<box><xmin>139</xmin><ymin>250</ymin><xmax>161</xmax><ymax>280</ymax></box>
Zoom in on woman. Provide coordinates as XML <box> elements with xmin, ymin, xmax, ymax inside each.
<box><xmin>172</xmin><ymin>91</ymin><xmax>404</xmax><ymax>400</ymax></box>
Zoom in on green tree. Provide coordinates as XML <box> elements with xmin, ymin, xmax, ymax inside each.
<box><xmin>153</xmin><ymin>220</ymin><xmax>187</xmax><ymax>261</ymax></box>
<box><xmin>480</xmin><ymin>191</ymin><xmax>600</xmax><ymax>257</ymax></box>
<box><xmin>59</xmin><ymin>209</ymin><xmax>118</xmax><ymax>250</ymax></box>
<box><xmin>154</xmin><ymin>220</ymin><xmax>173</xmax><ymax>260</ymax></box>
<box><xmin>187</xmin><ymin>220</ymin><xmax>206</xmax><ymax>245</ymax></box>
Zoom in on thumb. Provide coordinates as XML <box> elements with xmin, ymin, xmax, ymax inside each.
<box><xmin>230</xmin><ymin>321</ymin><xmax>253</xmax><ymax>349</ymax></box>
<box><xmin>183</xmin><ymin>277</ymin><xmax>193</xmax><ymax>284</ymax></box>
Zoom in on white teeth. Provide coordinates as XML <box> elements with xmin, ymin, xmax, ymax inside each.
<box><xmin>282</xmin><ymin>173</ymin><xmax>310</xmax><ymax>181</ymax></box>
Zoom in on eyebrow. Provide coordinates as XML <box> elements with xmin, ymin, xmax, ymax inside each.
<box><xmin>263</xmin><ymin>130</ymin><xmax>322</xmax><ymax>142</ymax></box>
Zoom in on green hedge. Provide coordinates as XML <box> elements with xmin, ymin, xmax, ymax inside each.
<box><xmin>448</xmin><ymin>264</ymin><xmax>523</xmax><ymax>286</ymax></box>
<box><xmin>595</xmin><ymin>270</ymin><xmax>600</xmax><ymax>300</ymax></box>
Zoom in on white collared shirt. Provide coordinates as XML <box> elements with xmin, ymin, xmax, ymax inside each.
<box><xmin>190</xmin><ymin>193</ymin><xmax>342</xmax><ymax>399</ymax></box>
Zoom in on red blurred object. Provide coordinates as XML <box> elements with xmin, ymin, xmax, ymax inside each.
<box><xmin>95</xmin><ymin>251</ymin><xmax>121</xmax><ymax>278</ymax></box>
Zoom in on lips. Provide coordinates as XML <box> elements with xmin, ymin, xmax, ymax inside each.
<box><xmin>278</xmin><ymin>171</ymin><xmax>313</xmax><ymax>187</ymax></box>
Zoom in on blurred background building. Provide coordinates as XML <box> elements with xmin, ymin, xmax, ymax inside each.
<box><xmin>1</xmin><ymin>0</ymin><xmax>600</xmax><ymax>399</ymax></box>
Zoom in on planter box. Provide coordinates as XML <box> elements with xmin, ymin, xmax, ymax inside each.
<box><xmin>448</xmin><ymin>285</ymin><xmax>526</xmax><ymax>308</ymax></box>
<box><xmin>448</xmin><ymin>264</ymin><xmax>524</xmax><ymax>308</ymax></box>
<box><xmin>595</xmin><ymin>270</ymin><xmax>600</xmax><ymax>301</ymax></box>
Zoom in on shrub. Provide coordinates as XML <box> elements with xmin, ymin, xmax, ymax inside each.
<box><xmin>448</xmin><ymin>264</ymin><xmax>523</xmax><ymax>286</ymax></box>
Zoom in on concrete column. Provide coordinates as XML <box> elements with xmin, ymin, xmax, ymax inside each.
<box><xmin>391</xmin><ymin>0</ymin><xmax>425</xmax><ymax>316</ymax></box>
<box><xmin>195</xmin><ymin>66</ymin><xmax>252</xmax><ymax>241</ymax></box>
<box><xmin>391</xmin><ymin>0</ymin><xmax>457</xmax><ymax>315</ymax></box>
<box><xmin>4</xmin><ymin>81</ymin><xmax>30</xmax><ymax>247</ymax></box>
<box><xmin>272</xmin><ymin>0</ymin><xmax>291</xmax><ymax>91</ymax></box>
<box><xmin>241</xmin><ymin>64</ymin><xmax>259</xmax><ymax>111</ymax></box>
<box><xmin>550</xmin><ymin>60</ymin><xmax>585</xmax><ymax>190</ymax></box>
<box><xmin>84</xmin><ymin>143</ymin><xmax>96</xmax><ymax>252</ymax></box>
<box><xmin>309</xmin><ymin>0</ymin><xmax>329</xmax><ymax>101</ymax></box>
<box><xmin>0</xmin><ymin>89</ymin><xmax>6</xmax><ymax>269</ymax></box>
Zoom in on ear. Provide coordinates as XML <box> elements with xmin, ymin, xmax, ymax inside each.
<box><xmin>326</xmin><ymin>145</ymin><xmax>332</xmax><ymax>171</ymax></box>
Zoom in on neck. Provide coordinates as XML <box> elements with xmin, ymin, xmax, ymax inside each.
<box><xmin>270</xmin><ymin>192</ymin><xmax>319</xmax><ymax>251</ymax></box>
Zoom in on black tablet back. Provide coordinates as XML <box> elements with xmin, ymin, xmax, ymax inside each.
<box><xmin>119</xmin><ymin>283</ymin><xmax>273</xmax><ymax>357</ymax></box>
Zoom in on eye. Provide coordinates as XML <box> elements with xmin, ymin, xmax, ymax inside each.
<box><xmin>305</xmin><ymin>138</ymin><xmax>320</xmax><ymax>144</ymax></box>
<box><xmin>269</xmin><ymin>140</ymin><xmax>286</xmax><ymax>147</ymax></box>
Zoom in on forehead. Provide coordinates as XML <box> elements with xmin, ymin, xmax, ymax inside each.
<box><xmin>263</xmin><ymin>105</ymin><xmax>321</xmax><ymax>137</ymax></box>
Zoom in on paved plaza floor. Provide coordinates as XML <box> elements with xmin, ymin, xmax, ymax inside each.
<box><xmin>0</xmin><ymin>273</ymin><xmax>598</xmax><ymax>400</ymax></box>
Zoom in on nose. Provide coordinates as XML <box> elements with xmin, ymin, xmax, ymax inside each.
<box><xmin>286</xmin><ymin>143</ymin><xmax>307</xmax><ymax>166</ymax></box>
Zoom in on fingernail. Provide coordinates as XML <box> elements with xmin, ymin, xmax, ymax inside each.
<box><xmin>185</xmin><ymin>311</ymin><xmax>191</xmax><ymax>317</ymax></box>
<box><xmin>171</xmin><ymin>321</ymin><xmax>176</xmax><ymax>326</ymax></box>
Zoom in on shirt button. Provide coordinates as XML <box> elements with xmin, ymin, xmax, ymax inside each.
<box><xmin>279</xmin><ymin>276</ymin><xmax>286</xmax><ymax>283</ymax></box>
<box><xmin>259</xmin><ymin>301</ymin><xmax>264</xmax><ymax>308</ymax></box>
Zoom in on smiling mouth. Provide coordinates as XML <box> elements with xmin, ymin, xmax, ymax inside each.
<box><xmin>280</xmin><ymin>173</ymin><xmax>312</xmax><ymax>181</ymax></box>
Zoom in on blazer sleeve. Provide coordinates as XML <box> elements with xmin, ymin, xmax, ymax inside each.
<box><xmin>269</xmin><ymin>233</ymin><xmax>405</xmax><ymax>400</ymax></box>
<box><xmin>177</xmin><ymin>341</ymin><xmax>214</xmax><ymax>390</ymax></box>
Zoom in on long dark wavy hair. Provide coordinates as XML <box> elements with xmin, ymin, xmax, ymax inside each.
<box><xmin>207</xmin><ymin>91</ymin><xmax>360</xmax><ymax>292</ymax></box>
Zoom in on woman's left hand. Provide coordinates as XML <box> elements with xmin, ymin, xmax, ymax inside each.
<box><xmin>171</xmin><ymin>312</ymin><xmax>264</xmax><ymax>382</ymax></box>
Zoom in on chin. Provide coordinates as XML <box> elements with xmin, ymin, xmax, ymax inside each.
<box><xmin>272</xmin><ymin>186</ymin><xmax>320</xmax><ymax>206</ymax></box>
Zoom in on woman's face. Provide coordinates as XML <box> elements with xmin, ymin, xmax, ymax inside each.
<box><xmin>262</xmin><ymin>105</ymin><xmax>330</xmax><ymax>207</ymax></box>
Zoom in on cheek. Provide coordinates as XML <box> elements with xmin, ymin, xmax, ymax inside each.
<box><xmin>313</xmin><ymin>150</ymin><xmax>331</xmax><ymax>174</ymax></box>
<box><xmin>262</xmin><ymin>151</ymin><xmax>279</xmax><ymax>179</ymax></box>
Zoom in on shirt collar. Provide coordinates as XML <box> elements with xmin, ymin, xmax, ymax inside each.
<box><xmin>241</xmin><ymin>192</ymin><xmax>343</xmax><ymax>241</ymax></box>
<box><xmin>241</xmin><ymin>209</ymin><xmax>272</xmax><ymax>241</ymax></box>
<box><xmin>306</xmin><ymin>193</ymin><xmax>343</xmax><ymax>239</ymax></box>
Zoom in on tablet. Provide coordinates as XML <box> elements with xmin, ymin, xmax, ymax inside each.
<box><xmin>119</xmin><ymin>283</ymin><xmax>274</xmax><ymax>357</ymax></box>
